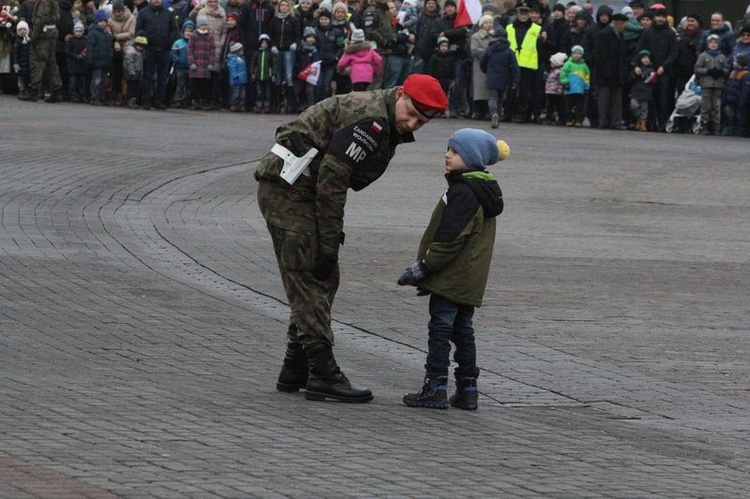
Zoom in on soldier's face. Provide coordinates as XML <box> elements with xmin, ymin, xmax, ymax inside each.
<box><xmin>394</xmin><ymin>90</ymin><xmax>431</xmax><ymax>134</ymax></box>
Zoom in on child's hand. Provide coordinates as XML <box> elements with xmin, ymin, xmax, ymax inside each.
<box><xmin>398</xmin><ymin>260</ymin><xmax>429</xmax><ymax>286</ymax></box>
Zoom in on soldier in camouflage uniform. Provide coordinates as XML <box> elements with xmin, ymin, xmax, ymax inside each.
<box><xmin>362</xmin><ymin>0</ymin><xmax>395</xmax><ymax>90</ymax></box>
<box><xmin>255</xmin><ymin>74</ymin><xmax>448</xmax><ymax>403</ymax></box>
<box><xmin>22</xmin><ymin>0</ymin><xmax>63</xmax><ymax>102</ymax></box>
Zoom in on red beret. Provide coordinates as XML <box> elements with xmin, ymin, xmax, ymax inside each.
<box><xmin>402</xmin><ymin>74</ymin><xmax>448</xmax><ymax>119</ymax></box>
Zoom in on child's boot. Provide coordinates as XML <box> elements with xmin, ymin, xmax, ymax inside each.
<box><xmin>403</xmin><ymin>373</ymin><xmax>449</xmax><ymax>409</ymax></box>
<box><xmin>449</xmin><ymin>376</ymin><xmax>478</xmax><ymax>410</ymax></box>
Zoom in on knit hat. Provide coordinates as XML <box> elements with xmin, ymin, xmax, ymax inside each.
<box><xmin>552</xmin><ymin>3</ymin><xmax>565</xmax><ymax>14</ymax></box>
<box><xmin>135</xmin><ymin>35</ymin><xmax>148</xmax><ymax>45</ymax></box>
<box><xmin>259</xmin><ymin>33</ymin><xmax>271</xmax><ymax>43</ymax></box>
<box><xmin>478</xmin><ymin>14</ymin><xmax>494</xmax><ymax>27</ymax></box>
<box><xmin>629</xmin><ymin>1</ymin><xmax>644</xmax><ymax>8</ymax></box>
<box><xmin>736</xmin><ymin>53</ymin><xmax>750</xmax><ymax>68</ymax></box>
<box><xmin>317</xmin><ymin>9</ymin><xmax>331</xmax><ymax>19</ymax></box>
<box><xmin>402</xmin><ymin>74</ymin><xmax>448</xmax><ymax>118</ymax></box>
<box><xmin>621</xmin><ymin>6</ymin><xmax>633</xmax><ymax>17</ymax></box>
<box><xmin>638</xmin><ymin>49</ymin><xmax>651</xmax><ymax>58</ymax></box>
<box><xmin>112</xmin><ymin>0</ymin><xmax>125</xmax><ymax>10</ymax></box>
<box><xmin>549</xmin><ymin>52</ymin><xmax>567</xmax><ymax>68</ymax></box>
<box><xmin>318</xmin><ymin>0</ymin><xmax>332</xmax><ymax>13</ymax></box>
<box><xmin>16</xmin><ymin>20</ymin><xmax>29</xmax><ymax>33</ymax></box>
<box><xmin>182</xmin><ymin>19</ymin><xmax>196</xmax><ymax>31</ymax></box>
<box><xmin>437</xmin><ymin>35</ymin><xmax>449</xmax><ymax>46</ymax></box>
<box><xmin>447</xmin><ymin>129</ymin><xmax>507</xmax><ymax>171</ymax></box>
<box><xmin>706</xmin><ymin>34</ymin><xmax>720</xmax><ymax>44</ymax></box>
<box><xmin>444</xmin><ymin>0</ymin><xmax>456</xmax><ymax>8</ymax></box>
<box><xmin>332</xmin><ymin>1</ymin><xmax>348</xmax><ymax>13</ymax></box>
<box><xmin>73</xmin><ymin>21</ymin><xmax>85</xmax><ymax>32</ymax></box>
<box><xmin>196</xmin><ymin>14</ymin><xmax>209</xmax><ymax>26</ymax></box>
<box><xmin>227</xmin><ymin>11</ymin><xmax>240</xmax><ymax>21</ymax></box>
<box><xmin>230</xmin><ymin>41</ymin><xmax>243</xmax><ymax>53</ymax></box>
<box><xmin>481</xmin><ymin>3</ymin><xmax>497</xmax><ymax>14</ymax></box>
<box><xmin>303</xmin><ymin>26</ymin><xmax>317</xmax><ymax>38</ymax></box>
<box><xmin>571</xmin><ymin>45</ymin><xmax>584</xmax><ymax>55</ymax></box>
<box><xmin>612</xmin><ymin>13</ymin><xmax>627</xmax><ymax>22</ymax></box>
<box><xmin>93</xmin><ymin>10</ymin><xmax>108</xmax><ymax>22</ymax></box>
<box><xmin>350</xmin><ymin>28</ymin><xmax>365</xmax><ymax>43</ymax></box>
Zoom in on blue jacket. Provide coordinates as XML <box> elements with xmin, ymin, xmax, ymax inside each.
<box><xmin>171</xmin><ymin>38</ymin><xmax>189</xmax><ymax>69</ymax></box>
<box><xmin>479</xmin><ymin>38</ymin><xmax>520</xmax><ymax>92</ymax></box>
<box><xmin>225</xmin><ymin>53</ymin><xmax>249</xmax><ymax>85</ymax></box>
<box><xmin>722</xmin><ymin>67</ymin><xmax>750</xmax><ymax>108</ymax></box>
<box><xmin>560</xmin><ymin>57</ymin><xmax>590</xmax><ymax>95</ymax></box>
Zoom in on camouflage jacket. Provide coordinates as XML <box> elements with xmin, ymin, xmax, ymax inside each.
<box><xmin>362</xmin><ymin>0</ymin><xmax>395</xmax><ymax>56</ymax></box>
<box><xmin>32</xmin><ymin>0</ymin><xmax>59</xmax><ymax>40</ymax></box>
<box><xmin>255</xmin><ymin>88</ymin><xmax>414</xmax><ymax>257</ymax></box>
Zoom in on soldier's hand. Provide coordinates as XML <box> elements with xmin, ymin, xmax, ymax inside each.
<box><xmin>398</xmin><ymin>260</ymin><xmax>428</xmax><ymax>286</ymax></box>
<box><xmin>312</xmin><ymin>254</ymin><xmax>338</xmax><ymax>281</ymax></box>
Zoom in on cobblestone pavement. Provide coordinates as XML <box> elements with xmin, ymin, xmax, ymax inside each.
<box><xmin>1</xmin><ymin>96</ymin><xmax>749</xmax><ymax>498</ymax></box>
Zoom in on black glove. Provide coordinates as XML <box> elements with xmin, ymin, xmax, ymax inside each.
<box><xmin>312</xmin><ymin>253</ymin><xmax>338</xmax><ymax>281</ymax></box>
<box><xmin>398</xmin><ymin>260</ymin><xmax>429</xmax><ymax>286</ymax></box>
<box><xmin>712</xmin><ymin>68</ymin><xmax>725</xmax><ymax>79</ymax></box>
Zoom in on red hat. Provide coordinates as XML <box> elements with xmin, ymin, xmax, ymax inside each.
<box><xmin>227</xmin><ymin>11</ymin><xmax>240</xmax><ymax>20</ymax></box>
<box><xmin>402</xmin><ymin>74</ymin><xmax>448</xmax><ymax>119</ymax></box>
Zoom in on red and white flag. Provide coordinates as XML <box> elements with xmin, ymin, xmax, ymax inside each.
<box><xmin>454</xmin><ymin>0</ymin><xmax>482</xmax><ymax>28</ymax></box>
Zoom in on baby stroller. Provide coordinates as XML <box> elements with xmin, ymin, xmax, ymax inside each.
<box><xmin>666</xmin><ymin>75</ymin><xmax>702</xmax><ymax>134</ymax></box>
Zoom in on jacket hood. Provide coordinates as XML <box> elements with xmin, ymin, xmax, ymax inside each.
<box><xmin>489</xmin><ymin>37</ymin><xmax>510</xmax><ymax>52</ymax></box>
<box><xmin>596</xmin><ymin>5</ymin><xmax>612</xmax><ymax>24</ymax></box>
<box><xmin>451</xmin><ymin>173</ymin><xmax>504</xmax><ymax>218</ymax></box>
<box><xmin>345</xmin><ymin>40</ymin><xmax>372</xmax><ymax>53</ymax></box>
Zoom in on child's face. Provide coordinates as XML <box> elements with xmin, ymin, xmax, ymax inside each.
<box><xmin>707</xmin><ymin>40</ymin><xmax>719</xmax><ymax>50</ymax></box>
<box><xmin>227</xmin><ymin>17</ymin><xmax>237</xmax><ymax>28</ymax></box>
<box><xmin>304</xmin><ymin>35</ymin><xmax>315</xmax><ymax>46</ymax></box>
<box><xmin>318</xmin><ymin>16</ymin><xmax>330</xmax><ymax>27</ymax></box>
<box><xmin>97</xmin><ymin>19</ymin><xmax>107</xmax><ymax>28</ymax></box>
<box><xmin>74</xmin><ymin>29</ymin><xmax>83</xmax><ymax>37</ymax></box>
<box><xmin>641</xmin><ymin>55</ymin><xmax>651</xmax><ymax>66</ymax></box>
<box><xmin>439</xmin><ymin>43</ymin><xmax>448</xmax><ymax>53</ymax></box>
<box><xmin>184</xmin><ymin>27</ymin><xmax>194</xmax><ymax>38</ymax></box>
<box><xmin>444</xmin><ymin>147</ymin><xmax>467</xmax><ymax>173</ymax></box>
<box><xmin>260</xmin><ymin>40</ymin><xmax>268</xmax><ymax>49</ymax></box>
<box><xmin>18</xmin><ymin>27</ymin><xmax>28</xmax><ymax>37</ymax></box>
<box><xmin>572</xmin><ymin>51</ymin><xmax>582</xmax><ymax>61</ymax></box>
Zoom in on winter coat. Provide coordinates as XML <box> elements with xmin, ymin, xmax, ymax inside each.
<box><xmin>171</xmin><ymin>37</ymin><xmax>189</xmax><ymax>69</ymax></box>
<box><xmin>135</xmin><ymin>3</ymin><xmax>178</xmax><ymax>52</ymax></box>
<box><xmin>337</xmin><ymin>41</ymin><xmax>382</xmax><ymax>84</ymax></box>
<box><xmin>414</xmin><ymin>8</ymin><xmax>441</xmax><ymax>60</ymax></box>
<box><xmin>316</xmin><ymin>24</ymin><xmax>346</xmax><ymax>69</ymax></box>
<box><xmin>630</xmin><ymin>64</ymin><xmax>655</xmax><ymax>102</ymax></box>
<box><xmin>632</xmin><ymin>22</ymin><xmax>677</xmax><ymax>75</ymax></box>
<box><xmin>268</xmin><ymin>12</ymin><xmax>301</xmax><ymax>51</ymax></box>
<box><xmin>220</xmin><ymin>25</ymin><xmax>241</xmax><ymax>62</ymax></box>
<box><xmin>238</xmin><ymin>0</ymin><xmax>274</xmax><ymax>53</ymax></box>
<box><xmin>188</xmin><ymin>28</ymin><xmax>216</xmax><ymax>78</ymax></box>
<box><xmin>674</xmin><ymin>27</ymin><xmax>701</xmax><ymax>80</ymax></box>
<box><xmin>542</xmin><ymin>16</ymin><xmax>568</xmax><ymax>61</ymax></box>
<box><xmin>251</xmin><ymin>47</ymin><xmax>273</xmax><ymax>82</ymax></box>
<box><xmin>433</xmin><ymin>13</ymin><xmax>468</xmax><ymax>60</ymax></box>
<box><xmin>581</xmin><ymin>5</ymin><xmax>612</xmax><ymax>70</ymax></box>
<box><xmin>564</xmin><ymin>23</ymin><xmax>587</xmax><ymax>55</ymax></box>
<box><xmin>108</xmin><ymin>7</ymin><xmax>135</xmax><ymax>53</ymax></box>
<box><xmin>225</xmin><ymin>52</ymin><xmax>248</xmax><ymax>85</ymax></box>
<box><xmin>414</xmin><ymin>171</ymin><xmax>504</xmax><ymax>308</ymax></box>
<box><xmin>470</xmin><ymin>28</ymin><xmax>499</xmax><ymax>101</ymax></box>
<box><xmin>295</xmin><ymin>43</ymin><xmax>320</xmax><ymax>82</ymax></box>
<box><xmin>694</xmin><ymin>50</ymin><xmax>728</xmax><ymax>89</ymax></box>
<box><xmin>12</xmin><ymin>36</ymin><xmax>32</xmax><ymax>77</ymax></box>
<box><xmin>593</xmin><ymin>25</ymin><xmax>625</xmax><ymax>87</ymax></box>
<box><xmin>123</xmin><ymin>43</ymin><xmax>144</xmax><ymax>79</ymax></box>
<box><xmin>559</xmin><ymin>57</ymin><xmax>590</xmax><ymax>95</ymax></box>
<box><xmin>696</xmin><ymin>23</ymin><xmax>736</xmax><ymax>59</ymax></box>
<box><xmin>65</xmin><ymin>35</ymin><xmax>87</xmax><ymax>74</ymax></box>
<box><xmin>545</xmin><ymin>67</ymin><xmax>562</xmax><ymax>94</ymax></box>
<box><xmin>86</xmin><ymin>24</ymin><xmax>114</xmax><ymax>70</ymax></box>
<box><xmin>362</xmin><ymin>0</ymin><xmax>395</xmax><ymax>55</ymax></box>
<box><xmin>190</xmin><ymin>5</ymin><xmax>227</xmax><ymax>70</ymax></box>
<box><xmin>480</xmin><ymin>38</ymin><xmax>520</xmax><ymax>92</ymax></box>
<box><xmin>721</xmin><ymin>67</ymin><xmax>750</xmax><ymax>108</ymax></box>
<box><xmin>728</xmin><ymin>40</ymin><xmax>750</xmax><ymax>69</ymax></box>
<box><xmin>427</xmin><ymin>49</ymin><xmax>455</xmax><ymax>82</ymax></box>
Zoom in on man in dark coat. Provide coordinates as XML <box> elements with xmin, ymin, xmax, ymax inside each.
<box><xmin>581</xmin><ymin>4</ymin><xmax>611</xmax><ymax>127</ymax></box>
<box><xmin>696</xmin><ymin>12</ymin><xmax>736</xmax><ymax>58</ymax></box>
<box><xmin>674</xmin><ymin>13</ymin><xmax>702</xmax><ymax>98</ymax></box>
<box><xmin>238</xmin><ymin>0</ymin><xmax>274</xmax><ymax>108</ymax></box>
<box><xmin>433</xmin><ymin>0</ymin><xmax>469</xmax><ymax>117</ymax></box>
<box><xmin>135</xmin><ymin>0</ymin><xmax>178</xmax><ymax>109</ymax></box>
<box><xmin>413</xmin><ymin>0</ymin><xmax>441</xmax><ymax>74</ymax></box>
<box><xmin>594</xmin><ymin>13</ymin><xmax>626</xmax><ymax>129</ymax></box>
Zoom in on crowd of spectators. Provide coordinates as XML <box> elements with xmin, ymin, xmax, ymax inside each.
<box><xmin>2</xmin><ymin>0</ymin><xmax>749</xmax><ymax>135</ymax></box>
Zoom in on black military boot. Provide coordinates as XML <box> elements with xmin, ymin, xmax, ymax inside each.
<box><xmin>303</xmin><ymin>343</ymin><xmax>373</xmax><ymax>403</ymax></box>
<box><xmin>403</xmin><ymin>374</ymin><xmax>449</xmax><ymax>409</ymax></box>
<box><xmin>449</xmin><ymin>376</ymin><xmax>478</xmax><ymax>411</ymax></box>
<box><xmin>18</xmin><ymin>86</ymin><xmax>38</xmax><ymax>102</ymax></box>
<box><xmin>44</xmin><ymin>87</ymin><xmax>63</xmax><ymax>103</ymax></box>
<box><xmin>276</xmin><ymin>341</ymin><xmax>308</xmax><ymax>392</ymax></box>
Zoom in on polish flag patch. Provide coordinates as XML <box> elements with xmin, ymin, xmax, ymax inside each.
<box><xmin>370</xmin><ymin>121</ymin><xmax>383</xmax><ymax>134</ymax></box>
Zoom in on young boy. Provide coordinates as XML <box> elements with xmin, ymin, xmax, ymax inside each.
<box><xmin>86</xmin><ymin>10</ymin><xmax>114</xmax><ymax>106</ymax></box>
<box><xmin>630</xmin><ymin>49</ymin><xmax>657</xmax><ymax>132</ymax></box>
<box><xmin>427</xmin><ymin>36</ymin><xmax>455</xmax><ymax>104</ymax></box>
<box><xmin>124</xmin><ymin>35</ymin><xmax>147</xmax><ymax>108</ymax></box>
<box><xmin>225</xmin><ymin>42</ymin><xmax>248</xmax><ymax>111</ymax></box>
<box><xmin>66</xmin><ymin>22</ymin><xmax>88</xmax><ymax>103</ymax></box>
<box><xmin>694</xmin><ymin>34</ymin><xmax>728</xmax><ymax>135</ymax></box>
<box><xmin>721</xmin><ymin>53</ymin><xmax>750</xmax><ymax>137</ymax></box>
<box><xmin>559</xmin><ymin>45</ymin><xmax>590</xmax><ymax>127</ymax></box>
<box><xmin>251</xmin><ymin>34</ymin><xmax>274</xmax><ymax>113</ymax></box>
<box><xmin>295</xmin><ymin>27</ymin><xmax>320</xmax><ymax>112</ymax></box>
<box><xmin>398</xmin><ymin>128</ymin><xmax>509</xmax><ymax>411</ymax></box>
<box><xmin>13</xmin><ymin>21</ymin><xmax>33</xmax><ymax>100</ymax></box>
<box><xmin>171</xmin><ymin>20</ymin><xmax>195</xmax><ymax>108</ymax></box>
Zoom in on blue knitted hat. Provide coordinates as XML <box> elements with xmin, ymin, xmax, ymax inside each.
<box><xmin>447</xmin><ymin>128</ymin><xmax>500</xmax><ymax>171</ymax></box>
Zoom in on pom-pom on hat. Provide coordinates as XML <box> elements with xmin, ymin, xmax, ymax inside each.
<box><xmin>571</xmin><ymin>45</ymin><xmax>584</xmax><ymax>54</ymax></box>
<box><xmin>93</xmin><ymin>10</ymin><xmax>108</xmax><ymax>22</ymax></box>
<box><xmin>402</xmin><ymin>74</ymin><xmax>448</xmax><ymax>119</ymax></box>
<box><xmin>448</xmin><ymin>128</ymin><xmax>508</xmax><ymax>171</ymax></box>
<box><xmin>350</xmin><ymin>28</ymin><xmax>365</xmax><ymax>43</ymax></box>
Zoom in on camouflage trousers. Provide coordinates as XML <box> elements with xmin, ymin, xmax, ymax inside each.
<box><xmin>257</xmin><ymin>179</ymin><xmax>339</xmax><ymax>346</ymax></box>
<box><xmin>31</xmin><ymin>39</ymin><xmax>62</xmax><ymax>90</ymax></box>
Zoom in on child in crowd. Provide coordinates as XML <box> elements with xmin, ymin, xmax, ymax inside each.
<box><xmin>188</xmin><ymin>14</ymin><xmax>216</xmax><ymax>110</ymax></box>
<box><xmin>171</xmin><ymin>20</ymin><xmax>195</xmax><ymax>108</ymax></box>
<box><xmin>225</xmin><ymin>41</ymin><xmax>248</xmax><ymax>111</ymax></box>
<box><xmin>124</xmin><ymin>35</ymin><xmax>147</xmax><ymax>108</ymax></box>
<box><xmin>66</xmin><ymin>22</ymin><xmax>88</xmax><ymax>103</ymax></box>
<box><xmin>398</xmin><ymin>128</ymin><xmax>508</xmax><ymax>411</ymax></box>
<box><xmin>694</xmin><ymin>34</ymin><xmax>728</xmax><ymax>135</ymax></box>
<box><xmin>427</xmin><ymin>36</ymin><xmax>455</xmax><ymax>100</ymax></box>
<box><xmin>314</xmin><ymin>9</ymin><xmax>345</xmax><ymax>103</ymax></box>
<box><xmin>479</xmin><ymin>35</ymin><xmax>519</xmax><ymax>128</ymax></box>
<box><xmin>630</xmin><ymin>49</ymin><xmax>656</xmax><ymax>132</ymax></box>
<box><xmin>336</xmin><ymin>28</ymin><xmax>381</xmax><ymax>92</ymax></box>
<box><xmin>251</xmin><ymin>34</ymin><xmax>274</xmax><ymax>113</ymax></box>
<box><xmin>295</xmin><ymin>26</ymin><xmax>320</xmax><ymax>111</ymax></box>
<box><xmin>721</xmin><ymin>53</ymin><xmax>750</xmax><ymax>137</ymax></box>
<box><xmin>220</xmin><ymin>12</ymin><xmax>242</xmax><ymax>106</ymax></box>
<box><xmin>559</xmin><ymin>45</ymin><xmax>590</xmax><ymax>127</ymax></box>
<box><xmin>86</xmin><ymin>10</ymin><xmax>114</xmax><ymax>106</ymax></box>
<box><xmin>544</xmin><ymin>52</ymin><xmax>567</xmax><ymax>125</ymax></box>
<box><xmin>13</xmin><ymin>21</ymin><xmax>33</xmax><ymax>100</ymax></box>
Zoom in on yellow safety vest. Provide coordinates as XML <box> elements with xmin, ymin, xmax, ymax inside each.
<box><xmin>507</xmin><ymin>23</ymin><xmax>541</xmax><ymax>70</ymax></box>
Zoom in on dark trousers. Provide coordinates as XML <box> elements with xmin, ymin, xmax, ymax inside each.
<box><xmin>596</xmin><ymin>85</ymin><xmax>623</xmax><ymax>128</ymax></box>
<box><xmin>142</xmin><ymin>49</ymin><xmax>171</xmax><ymax>107</ymax></box>
<box><xmin>68</xmin><ymin>73</ymin><xmax>86</xmax><ymax>101</ymax></box>
<box><xmin>653</xmin><ymin>73</ymin><xmax>673</xmax><ymax>131</ymax></box>
<box><xmin>112</xmin><ymin>51</ymin><xmax>124</xmax><ymax>95</ymax></box>
<box><xmin>425</xmin><ymin>293</ymin><xmax>478</xmax><ymax>378</ymax></box>
<box><xmin>566</xmin><ymin>93</ymin><xmax>585</xmax><ymax>124</ymax></box>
